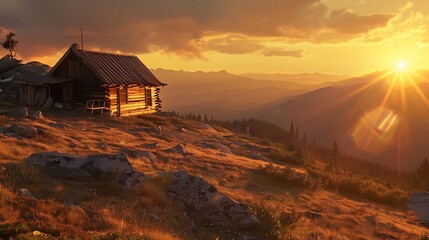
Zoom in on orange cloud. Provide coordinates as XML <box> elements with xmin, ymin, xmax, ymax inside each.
<box><xmin>202</xmin><ymin>35</ymin><xmax>263</xmax><ymax>54</ymax></box>
<box><xmin>327</xmin><ymin>9</ymin><xmax>393</xmax><ymax>34</ymax></box>
<box><xmin>262</xmin><ymin>48</ymin><xmax>303</xmax><ymax>57</ymax></box>
<box><xmin>0</xmin><ymin>0</ymin><xmax>393</xmax><ymax>59</ymax></box>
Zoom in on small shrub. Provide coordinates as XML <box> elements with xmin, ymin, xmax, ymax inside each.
<box><xmin>268</xmin><ymin>148</ymin><xmax>303</xmax><ymax>166</ymax></box>
<box><xmin>250</xmin><ymin>203</ymin><xmax>302</xmax><ymax>240</ymax></box>
<box><xmin>251</xmin><ymin>203</ymin><xmax>282</xmax><ymax>240</ymax></box>
<box><xmin>258</xmin><ymin>164</ymin><xmax>316</xmax><ymax>189</ymax></box>
<box><xmin>308</xmin><ymin>169</ymin><xmax>409</xmax><ymax>207</ymax></box>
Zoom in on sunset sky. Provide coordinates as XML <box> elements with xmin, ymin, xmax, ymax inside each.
<box><xmin>0</xmin><ymin>0</ymin><xmax>428</xmax><ymax>75</ymax></box>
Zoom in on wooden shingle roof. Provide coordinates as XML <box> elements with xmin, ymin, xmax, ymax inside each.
<box><xmin>49</xmin><ymin>43</ymin><xmax>165</xmax><ymax>87</ymax></box>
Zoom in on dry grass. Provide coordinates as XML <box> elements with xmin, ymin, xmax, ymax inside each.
<box><xmin>0</xmin><ymin>110</ymin><xmax>427</xmax><ymax>239</ymax></box>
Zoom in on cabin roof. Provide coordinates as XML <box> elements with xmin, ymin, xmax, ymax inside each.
<box><xmin>49</xmin><ymin>44</ymin><xmax>166</xmax><ymax>87</ymax></box>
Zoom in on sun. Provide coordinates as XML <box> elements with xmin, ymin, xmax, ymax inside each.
<box><xmin>396</xmin><ymin>60</ymin><xmax>407</xmax><ymax>71</ymax></box>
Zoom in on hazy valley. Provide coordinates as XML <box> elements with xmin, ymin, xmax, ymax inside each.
<box><xmin>156</xmin><ymin>68</ymin><xmax>429</xmax><ymax>171</ymax></box>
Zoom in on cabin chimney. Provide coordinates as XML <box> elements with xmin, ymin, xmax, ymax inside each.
<box><xmin>71</xmin><ymin>43</ymin><xmax>80</xmax><ymax>50</ymax></box>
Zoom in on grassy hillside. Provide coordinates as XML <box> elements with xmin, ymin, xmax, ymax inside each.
<box><xmin>0</xmin><ymin>110</ymin><xmax>428</xmax><ymax>239</ymax></box>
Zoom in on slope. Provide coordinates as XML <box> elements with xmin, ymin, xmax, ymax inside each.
<box><xmin>253</xmin><ymin>71</ymin><xmax>429</xmax><ymax>170</ymax></box>
<box><xmin>0</xmin><ymin>110</ymin><xmax>427</xmax><ymax>239</ymax></box>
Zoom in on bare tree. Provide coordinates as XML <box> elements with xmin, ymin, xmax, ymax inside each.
<box><xmin>2</xmin><ymin>32</ymin><xmax>19</xmax><ymax>58</ymax></box>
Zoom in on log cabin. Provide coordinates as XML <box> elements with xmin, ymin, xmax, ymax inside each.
<box><xmin>18</xmin><ymin>43</ymin><xmax>166</xmax><ymax>116</ymax></box>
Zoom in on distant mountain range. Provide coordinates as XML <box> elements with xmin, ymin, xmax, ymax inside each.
<box><xmin>153</xmin><ymin>68</ymin><xmax>429</xmax><ymax>170</ymax></box>
<box><xmin>253</xmin><ymin>71</ymin><xmax>429</xmax><ymax>170</ymax></box>
<box><xmin>240</xmin><ymin>72</ymin><xmax>348</xmax><ymax>84</ymax></box>
<box><xmin>4</xmin><ymin>59</ymin><xmax>427</xmax><ymax>170</ymax></box>
<box><xmin>152</xmin><ymin>68</ymin><xmax>332</xmax><ymax>118</ymax></box>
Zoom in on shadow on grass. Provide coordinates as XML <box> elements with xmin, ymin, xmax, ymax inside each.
<box><xmin>0</xmin><ymin>161</ymin><xmax>182</xmax><ymax>239</ymax></box>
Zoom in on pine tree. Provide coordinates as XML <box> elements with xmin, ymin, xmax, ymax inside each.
<box><xmin>332</xmin><ymin>141</ymin><xmax>339</xmax><ymax>169</ymax></box>
<box><xmin>2</xmin><ymin>32</ymin><xmax>18</xmax><ymax>58</ymax></box>
<box><xmin>416</xmin><ymin>157</ymin><xmax>429</xmax><ymax>189</ymax></box>
<box><xmin>295</xmin><ymin>127</ymin><xmax>299</xmax><ymax>139</ymax></box>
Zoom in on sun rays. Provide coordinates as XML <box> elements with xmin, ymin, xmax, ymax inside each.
<box><xmin>346</xmin><ymin>65</ymin><xmax>429</xmax><ymax>164</ymax></box>
<box><xmin>396</xmin><ymin>60</ymin><xmax>407</xmax><ymax>72</ymax></box>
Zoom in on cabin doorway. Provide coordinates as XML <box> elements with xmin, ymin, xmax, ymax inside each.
<box><xmin>51</xmin><ymin>84</ymin><xmax>64</xmax><ymax>103</ymax></box>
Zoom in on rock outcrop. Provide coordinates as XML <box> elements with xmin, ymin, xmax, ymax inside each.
<box><xmin>26</xmin><ymin>152</ymin><xmax>146</xmax><ymax>187</ymax></box>
<box><xmin>25</xmin><ymin>152</ymin><xmax>259</xmax><ymax>228</ymax></box>
<box><xmin>165</xmin><ymin>144</ymin><xmax>187</xmax><ymax>155</ymax></box>
<box><xmin>410</xmin><ymin>192</ymin><xmax>429</xmax><ymax>224</ymax></box>
<box><xmin>31</xmin><ymin>110</ymin><xmax>43</xmax><ymax>120</ymax></box>
<box><xmin>167</xmin><ymin>171</ymin><xmax>259</xmax><ymax>228</ymax></box>
<box><xmin>198</xmin><ymin>141</ymin><xmax>233</xmax><ymax>154</ymax></box>
<box><xmin>6</xmin><ymin>124</ymin><xmax>38</xmax><ymax>137</ymax></box>
<box><xmin>12</xmin><ymin>107</ymin><xmax>28</xmax><ymax>119</ymax></box>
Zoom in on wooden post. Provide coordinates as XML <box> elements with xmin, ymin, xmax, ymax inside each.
<box><xmin>19</xmin><ymin>84</ymin><xmax>22</xmax><ymax>105</ymax></box>
<box><xmin>117</xmin><ymin>87</ymin><xmax>121</xmax><ymax>116</ymax></box>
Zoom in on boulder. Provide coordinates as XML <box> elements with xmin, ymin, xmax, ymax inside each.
<box><xmin>167</xmin><ymin>171</ymin><xmax>259</xmax><ymax>228</ymax></box>
<box><xmin>410</xmin><ymin>192</ymin><xmax>429</xmax><ymax>223</ymax></box>
<box><xmin>198</xmin><ymin>141</ymin><xmax>232</xmax><ymax>154</ymax></box>
<box><xmin>48</xmin><ymin>122</ymin><xmax>68</xmax><ymax>129</ymax></box>
<box><xmin>305</xmin><ymin>211</ymin><xmax>323</xmax><ymax>219</ymax></box>
<box><xmin>210</xmin><ymin>142</ymin><xmax>232</xmax><ymax>154</ymax></box>
<box><xmin>250</xmin><ymin>152</ymin><xmax>270</xmax><ymax>161</ymax></box>
<box><xmin>125</xmin><ymin>149</ymin><xmax>157</xmax><ymax>160</ymax></box>
<box><xmin>131</xmin><ymin>150</ymin><xmax>158</xmax><ymax>161</ymax></box>
<box><xmin>0</xmin><ymin>166</ymin><xmax>7</xmax><ymax>175</ymax></box>
<box><xmin>165</xmin><ymin>144</ymin><xmax>187</xmax><ymax>155</ymax></box>
<box><xmin>26</xmin><ymin>152</ymin><xmax>146</xmax><ymax>187</ymax></box>
<box><xmin>150</xmin><ymin>212</ymin><xmax>160</xmax><ymax>222</ymax></box>
<box><xmin>30</xmin><ymin>110</ymin><xmax>43</xmax><ymax>120</ymax></box>
<box><xmin>87</xmin><ymin>153</ymin><xmax>133</xmax><ymax>173</ymax></box>
<box><xmin>12</xmin><ymin>107</ymin><xmax>28</xmax><ymax>119</ymax></box>
<box><xmin>6</xmin><ymin>124</ymin><xmax>38</xmax><ymax>137</ymax></box>
<box><xmin>17</xmin><ymin>188</ymin><xmax>35</xmax><ymax>199</ymax></box>
<box><xmin>116</xmin><ymin>171</ymin><xmax>147</xmax><ymax>187</ymax></box>
<box><xmin>142</xmin><ymin>143</ymin><xmax>158</xmax><ymax>149</ymax></box>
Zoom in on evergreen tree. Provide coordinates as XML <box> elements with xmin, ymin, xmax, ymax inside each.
<box><xmin>2</xmin><ymin>32</ymin><xmax>18</xmax><ymax>58</ymax></box>
<box><xmin>332</xmin><ymin>141</ymin><xmax>339</xmax><ymax>169</ymax></box>
<box><xmin>416</xmin><ymin>157</ymin><xmax>429</xmax><ymax>189</ymax></box>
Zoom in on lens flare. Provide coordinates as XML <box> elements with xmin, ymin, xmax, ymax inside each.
<box><xmin>351</xmin><ymin>107</ymin><xmax>400</xmax><ymax>153</ymax></box>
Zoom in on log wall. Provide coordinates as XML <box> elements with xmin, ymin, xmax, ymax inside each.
<box><xmin>51</xmin><ymin>53</ymin><xmax>105</xmax><ymax>103</ymax></box>
<box><xmin>106</xmin><ymin>85</ymin><xmax>162</xmax><ymax>116</ymax></box>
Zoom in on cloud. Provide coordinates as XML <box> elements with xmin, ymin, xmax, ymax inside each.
<box><xmin>327</xmin><ymin>9</ymin><xmax>392</xmax><ymax>34</ymax></box>
<box><xmin>0</xmin><ymin>0</ymin><xmax>393</xmax><ymax>59</ymax></box>
<box><xmin>262</xmin><ymin>48</ymin><xmax>303</xmax><ymax>57</ymax></box>
<box><xmin>202</xmin><ymin>35</ymin><xmax>263</xmax><ymax>54</ymax></box>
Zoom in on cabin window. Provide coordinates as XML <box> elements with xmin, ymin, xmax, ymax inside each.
<box><xmin>145</xmin><ymin>88</ymin><xmax>152</xmax><ymax>107</ymax></box>
<box><xmin>119</xmin><ymin>87</ymin><xmax>128</xmax><ymax>104</ymax></box>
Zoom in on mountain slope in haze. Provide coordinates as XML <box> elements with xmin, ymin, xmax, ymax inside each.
<box><xmin>241</xmin><ymin>72</ymin><xmax>348</xmax><ymax>84</ymax></box>
<box><xmin>152</xmin><ymin>69</ymin><xmax>335</xmax><ymax>118</ymax></box>
<box><xmin>0</xmin><ymin>58</ymin><xmax>51</xmax><ymax>102</ymax></box>
<box><xmin>253</xmin><ymin>71</ymin><xmax>429</xmax><ymax>170</ymax></box>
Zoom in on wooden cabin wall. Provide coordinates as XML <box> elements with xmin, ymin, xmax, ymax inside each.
<box><xmin>50</xmin><ymin>53</ymin><xmax>105</xmax><ymax>103</ymax></box>
<box><xmin>20</xmin><ymin>84</ymin><xmax>48</xmax><ymax>107</ymax></box>
<box><xmin>20</xmin><ymin>84</ymin><xmax>29</xmax><ymax>106</ymax></box>
<box><xmin>106</xmin><ymin>86</ymin><xmax>162</xmax><ymax>116</ymax></box>
<box><xmin>63</xmin><ymin>82</ymin><xmax>73</xmax><ymax>105</ymax></box>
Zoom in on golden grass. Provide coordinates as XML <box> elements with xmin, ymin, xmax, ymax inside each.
<box><xmin>0</xmin><ymin>111</ymin><xmax>428</xmax><ymax>239</ymax></box>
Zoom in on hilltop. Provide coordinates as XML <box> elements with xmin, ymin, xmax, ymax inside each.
<box><xmin>0</xmin><ymin>110</ymin><xmax>427</xmax><ymax>239</ymax></box>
